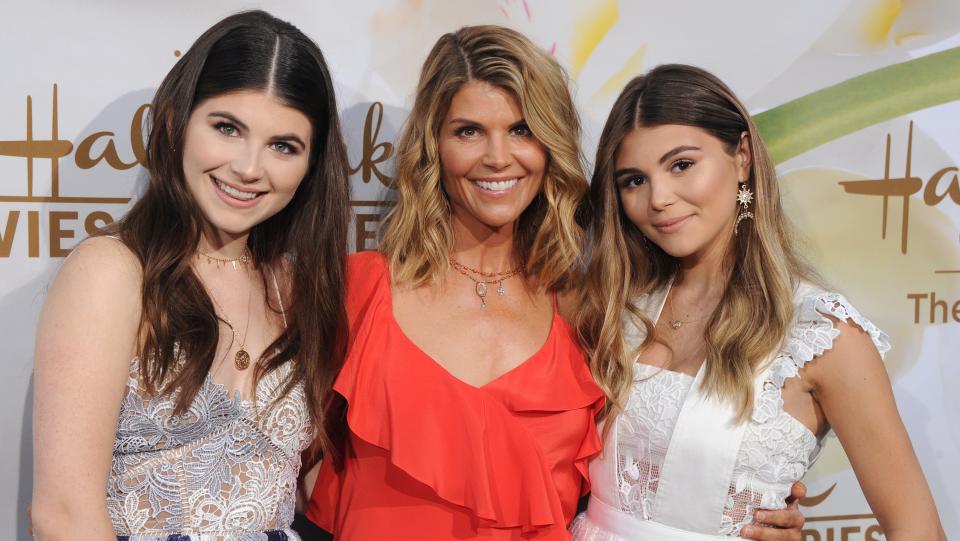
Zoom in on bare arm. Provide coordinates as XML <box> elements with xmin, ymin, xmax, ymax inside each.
<box><xmin>31</xmin><ymin>237</ymin><xmax>142</xmax><ymax>540</ymax></box>
<box><xmin>803</xmin><ymin>320</ymin><xmax>945</xmax><ymax>541</ymax></box>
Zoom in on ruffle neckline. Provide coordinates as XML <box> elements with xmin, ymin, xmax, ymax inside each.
<box><xmin>334</xmin><ymin>251</ymin><xmax>604</xmax><ymax>532</ymax></box>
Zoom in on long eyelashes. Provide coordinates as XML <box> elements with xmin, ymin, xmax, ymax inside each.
<box><xmin>671</xmin><ymin>159</ymin><xmax>694</xmax><ymax>172</ymax></box>
<box><xmin>212</xmin><ymin>122</ymin><xmax>300</xmax><ymax>155</ymax></box>
<box><xmin>510</xmin><ymin>123</ymin><xmax>532</xmax><ymax>137</ymax></box>
<box><xmin>454</xmin><ymin>125</ymin><xmax>480</xmax><ymax>138</ymax></box>
<box><xmin>269</xmin><ymin>142</ymin><xmax>298</xmax><ymax>155</ymax></box>
<box><xmin>214</xmin><ymin>121</ymin><xmax>239</xmax><ymax>137</ymax></box>
<box><xmin>618</xmin><ymin>159</ymin><xmax>696</xmax><ymax>189</ymax></box>
<box><xmin>453</xmin><ymin>123</ymin><xmax>532</xmax><ymax>139</ymax></box>
<box><xmin>620</xmin><ymin>175</ymin><xmax>646</xmax><ymax>188</ymax></box>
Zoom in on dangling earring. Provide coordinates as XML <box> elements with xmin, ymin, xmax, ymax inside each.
<box><xmin>734</xmin><ymin>180</ymin><xmax>754</xmax><ymax>235</ymax></box>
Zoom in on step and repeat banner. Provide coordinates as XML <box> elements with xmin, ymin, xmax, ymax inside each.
<box><xmin>2</xmin><ymin>1</ymin><xmax>958</xmax><ymax>538</ymax></box>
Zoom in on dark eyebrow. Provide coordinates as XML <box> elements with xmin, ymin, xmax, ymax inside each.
<box><xmin>208</xmin><ymin>111</ymin><xmax>248</xmax><ymax>131</ymax></box>
<box><xmin>210</xmin><ymin>112</ymin><xmax>306</xmax><ymax>150</ymax></box>
<box><xmin>614</xmin><ymin>146</ymin><xmax>702</xmax><ymax>179</ymax></box>
<box><xmin>659</xmin><ymin>145</ymin><xmax>700</xmax><ymax>165</ymax></box>
<box><xmin>613</xmin><ymin>167</ymin><xmax>642</xmax><ymax>179</ymax></box>
<box><xmin>448</xmin><ymin>117</ymin><xmax>527</xmax><ymax>127</ymax></box>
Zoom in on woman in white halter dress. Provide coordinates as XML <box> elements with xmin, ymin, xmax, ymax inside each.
<box><xmin>571</xmin><ymin>285</ymin><xmax>888</xmax><ymax>540</ymax></box>
<box><xmin>571</xmin><ymin>65</ymin><xmax>945</xmax><ymax>540</ymax></box>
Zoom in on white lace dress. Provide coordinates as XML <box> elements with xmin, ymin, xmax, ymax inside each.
<box><xmin>570</xmin><ymin>283</ymin><xmax>890</xmax><ymax>540</ymax></box>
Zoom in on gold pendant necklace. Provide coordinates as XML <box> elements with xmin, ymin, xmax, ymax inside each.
<box><xmin>449</xmin><ymin>257</ymin><xmax>524</xmax><ymax>308</ymax></box>
<box><xmin>665</xmin><ymin>292</ymin><xmax>700</xmax><ymax>331</ymax></box>
<box><xmin>233</xmin><ymin>285</ymin><xmax>252</xmax><ymax>370</ymax></box>
<box><xmin>233</xmin><ymin>321</ymin><xmax>251</xmax><ymax>370</ymax></box>
<box><xmin>208</xmin><ymin>275</ymin><xmax>254</xmax><ymax>370</ymax></box>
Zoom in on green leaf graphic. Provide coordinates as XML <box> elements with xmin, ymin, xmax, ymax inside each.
<box><xmin>756</xmin><ymin>46</ymin><xmax>960</xmax><ymax>165</ymax></box>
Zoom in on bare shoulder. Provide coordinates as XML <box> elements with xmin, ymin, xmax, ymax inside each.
<box><xmin>57</xmin><ymin>235</ymin><xmax>141</xmax><ymax>284</ymax></box>
<box><xmin>801</xmin><ymin>315</ymin><xmax>888</xmax><ymax>390</ymax></box>
<box><xmin>43</xmin><ymin>236</ymin><xmax>143</xmax><ymax>333</ymax></box>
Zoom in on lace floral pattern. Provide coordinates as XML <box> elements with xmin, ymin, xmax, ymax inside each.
<box><xmin>574</xmin><ymin>286</ymin><xmax>890</xmax><ymax>539</ymax></box>
<box><xmin>616</xmin><ymin>363</ymin><xmax>693</xmax><ymax>519</ymax></box>
<box><xmin>107</xmin><ymin>358</ymin><xmax>311</xmax><ymax>541</ymax></box>
<box><xmin>719</xmin><ymin>290</ymin><xmax>890</xmax><ymax>536</ymax></box>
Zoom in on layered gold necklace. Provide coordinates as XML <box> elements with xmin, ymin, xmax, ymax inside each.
<box><xmin>197</xmin><ymin>248</ymin><xmax>254</xmax><ymax>370</ymax></box>
<box><xmin>449</xmin><ymin>257</ymin><xmax>524</xmax><ymax>308</ymax></box>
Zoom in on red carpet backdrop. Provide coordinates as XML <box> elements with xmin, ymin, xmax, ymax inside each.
<box><xmin>2</xmin><ymin>1</ymin><xmax>958</xmax><ymax>538</ymax></box>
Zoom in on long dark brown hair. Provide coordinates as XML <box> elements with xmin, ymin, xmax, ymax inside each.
<box><xmin>103</xmin><ymin>10</ymin><xmax>350</xmax><ymax>461</ymax></box>
<box><xmin>576</xmin><ymin>64</ymin><xmax>813</xmax><ymax>429</ymax></box>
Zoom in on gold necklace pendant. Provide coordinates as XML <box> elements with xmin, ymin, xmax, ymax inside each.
<box><xmin>204</xmin><ymin>269</ymin><xmax>254</xmax><ymax>371</ymax></box>
<box><xmin>234</xmin><ymin>349</ymin><xmax>251</xmax><ymax>370</ymax></box>
<box><xmin>666</xmin><ymin>294</ymin><xmax>688</xmax><ymax>330</ymax></box>
<box><xmin>476</xmin><ymin>282</ymin><xmax>488</xmax><ymax>308</ymax></box>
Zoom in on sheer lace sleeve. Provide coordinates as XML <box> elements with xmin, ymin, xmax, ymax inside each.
<box><xmin>721</xmin><ymin>285</ymin><xmax>891</xmax><ymax>536</ymax></box>
<box><xmin>754</xmin><ymin>288</ymin><xmax>891</xmax><ymax>428</ymax></box>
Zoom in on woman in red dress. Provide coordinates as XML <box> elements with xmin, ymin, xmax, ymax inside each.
<box><xmin>305</xmin><ymin>25</ymin><xmax>806</xmax><ymax>541</ymax></box>
<box><xmin>306</xmin><ymin>25</ymin><xmax>601</xmax><ymax>540</ymax></box>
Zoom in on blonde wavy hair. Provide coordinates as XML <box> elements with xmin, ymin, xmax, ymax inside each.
<box><xmin>380</xmin><ymin>25</ymin><xmax>588</xmax><ymax>291</ymax></box>
<box><xmin>576</xmin><ymin>64</ymin><xmax>815</xmax><ymax>429</ymax></box>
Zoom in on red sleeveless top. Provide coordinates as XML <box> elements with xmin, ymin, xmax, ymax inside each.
<box><xmin>307</xmin><ymin>251</ymin><xmax>604</xmax><ymax>539</ymax></box>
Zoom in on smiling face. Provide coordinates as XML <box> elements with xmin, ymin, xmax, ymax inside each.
<box><xmin>438</xmin><ymin>81</ymin><xmax>547</xmax><ymax>233</ymax></box>
<box><xmin>181</xmin><ymin>90</ymin><xmax>312</xmax><ymax>243</ymax></box>
<box><xmin>615</xmin><ymin>123</ymin><xmax>751</xmax><ymax>262</ymax></box>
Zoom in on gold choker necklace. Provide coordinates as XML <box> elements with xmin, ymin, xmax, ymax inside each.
<box><xmin>198</xmin><ymin>248</ymin><xmax>251</xmax><ymax>270</ymax></box>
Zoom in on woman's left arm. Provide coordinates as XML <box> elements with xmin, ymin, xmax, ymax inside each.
<box><xmin>803</xmin><ymin>319</ymin><xmax>945</xmax><ymax>541</ymax></box>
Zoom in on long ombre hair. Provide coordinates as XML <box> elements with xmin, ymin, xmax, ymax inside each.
<box><xmin>102</xmin><ymin>11</ymin><xmax>350</xmax><ymax>462</ymax></box>
<box><xmin>577</xmin><ymin>64</ymin><xmax>814</xmax><ymax>427</ymax></box>
<box><xmin>379</xmin><ymin>25</ymin><xmax>588</xmax><ymax>291</ymax></box>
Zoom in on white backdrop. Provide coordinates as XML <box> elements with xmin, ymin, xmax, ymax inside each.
<box><xmin>2</xmin><ymin>1</ymin><xmax>958</xmax><ymax>539</ymax></box>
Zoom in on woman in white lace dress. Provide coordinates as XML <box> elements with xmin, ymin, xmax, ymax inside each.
<box><xmin>571</xmin><ymin>65</ymin><xmax>945</xmax><ymax>540</ymax></box>
<box><xmin>31</xmin><ymin>11</ymin><xmax>350</xmax><ymax>541</ymax></box>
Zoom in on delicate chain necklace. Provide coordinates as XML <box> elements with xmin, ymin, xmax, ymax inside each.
<box><xmin>198</xmin><ymin>247</ymin><xmax>251</xmax><ymax>270</ymax></box>
<box><xmin>665</xmin><ymin>293</ymin><xmax>705</xmax><ymax>331</ymax></box>
<box><xmin>208</xmin><ymin>281</ymin><xmax>254</xmax><ymax>370</ymax></box>
<box><xmin>449</xmin><ymin>256</ymin><xmax>524</xmax><ymax>308</ymax></box>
